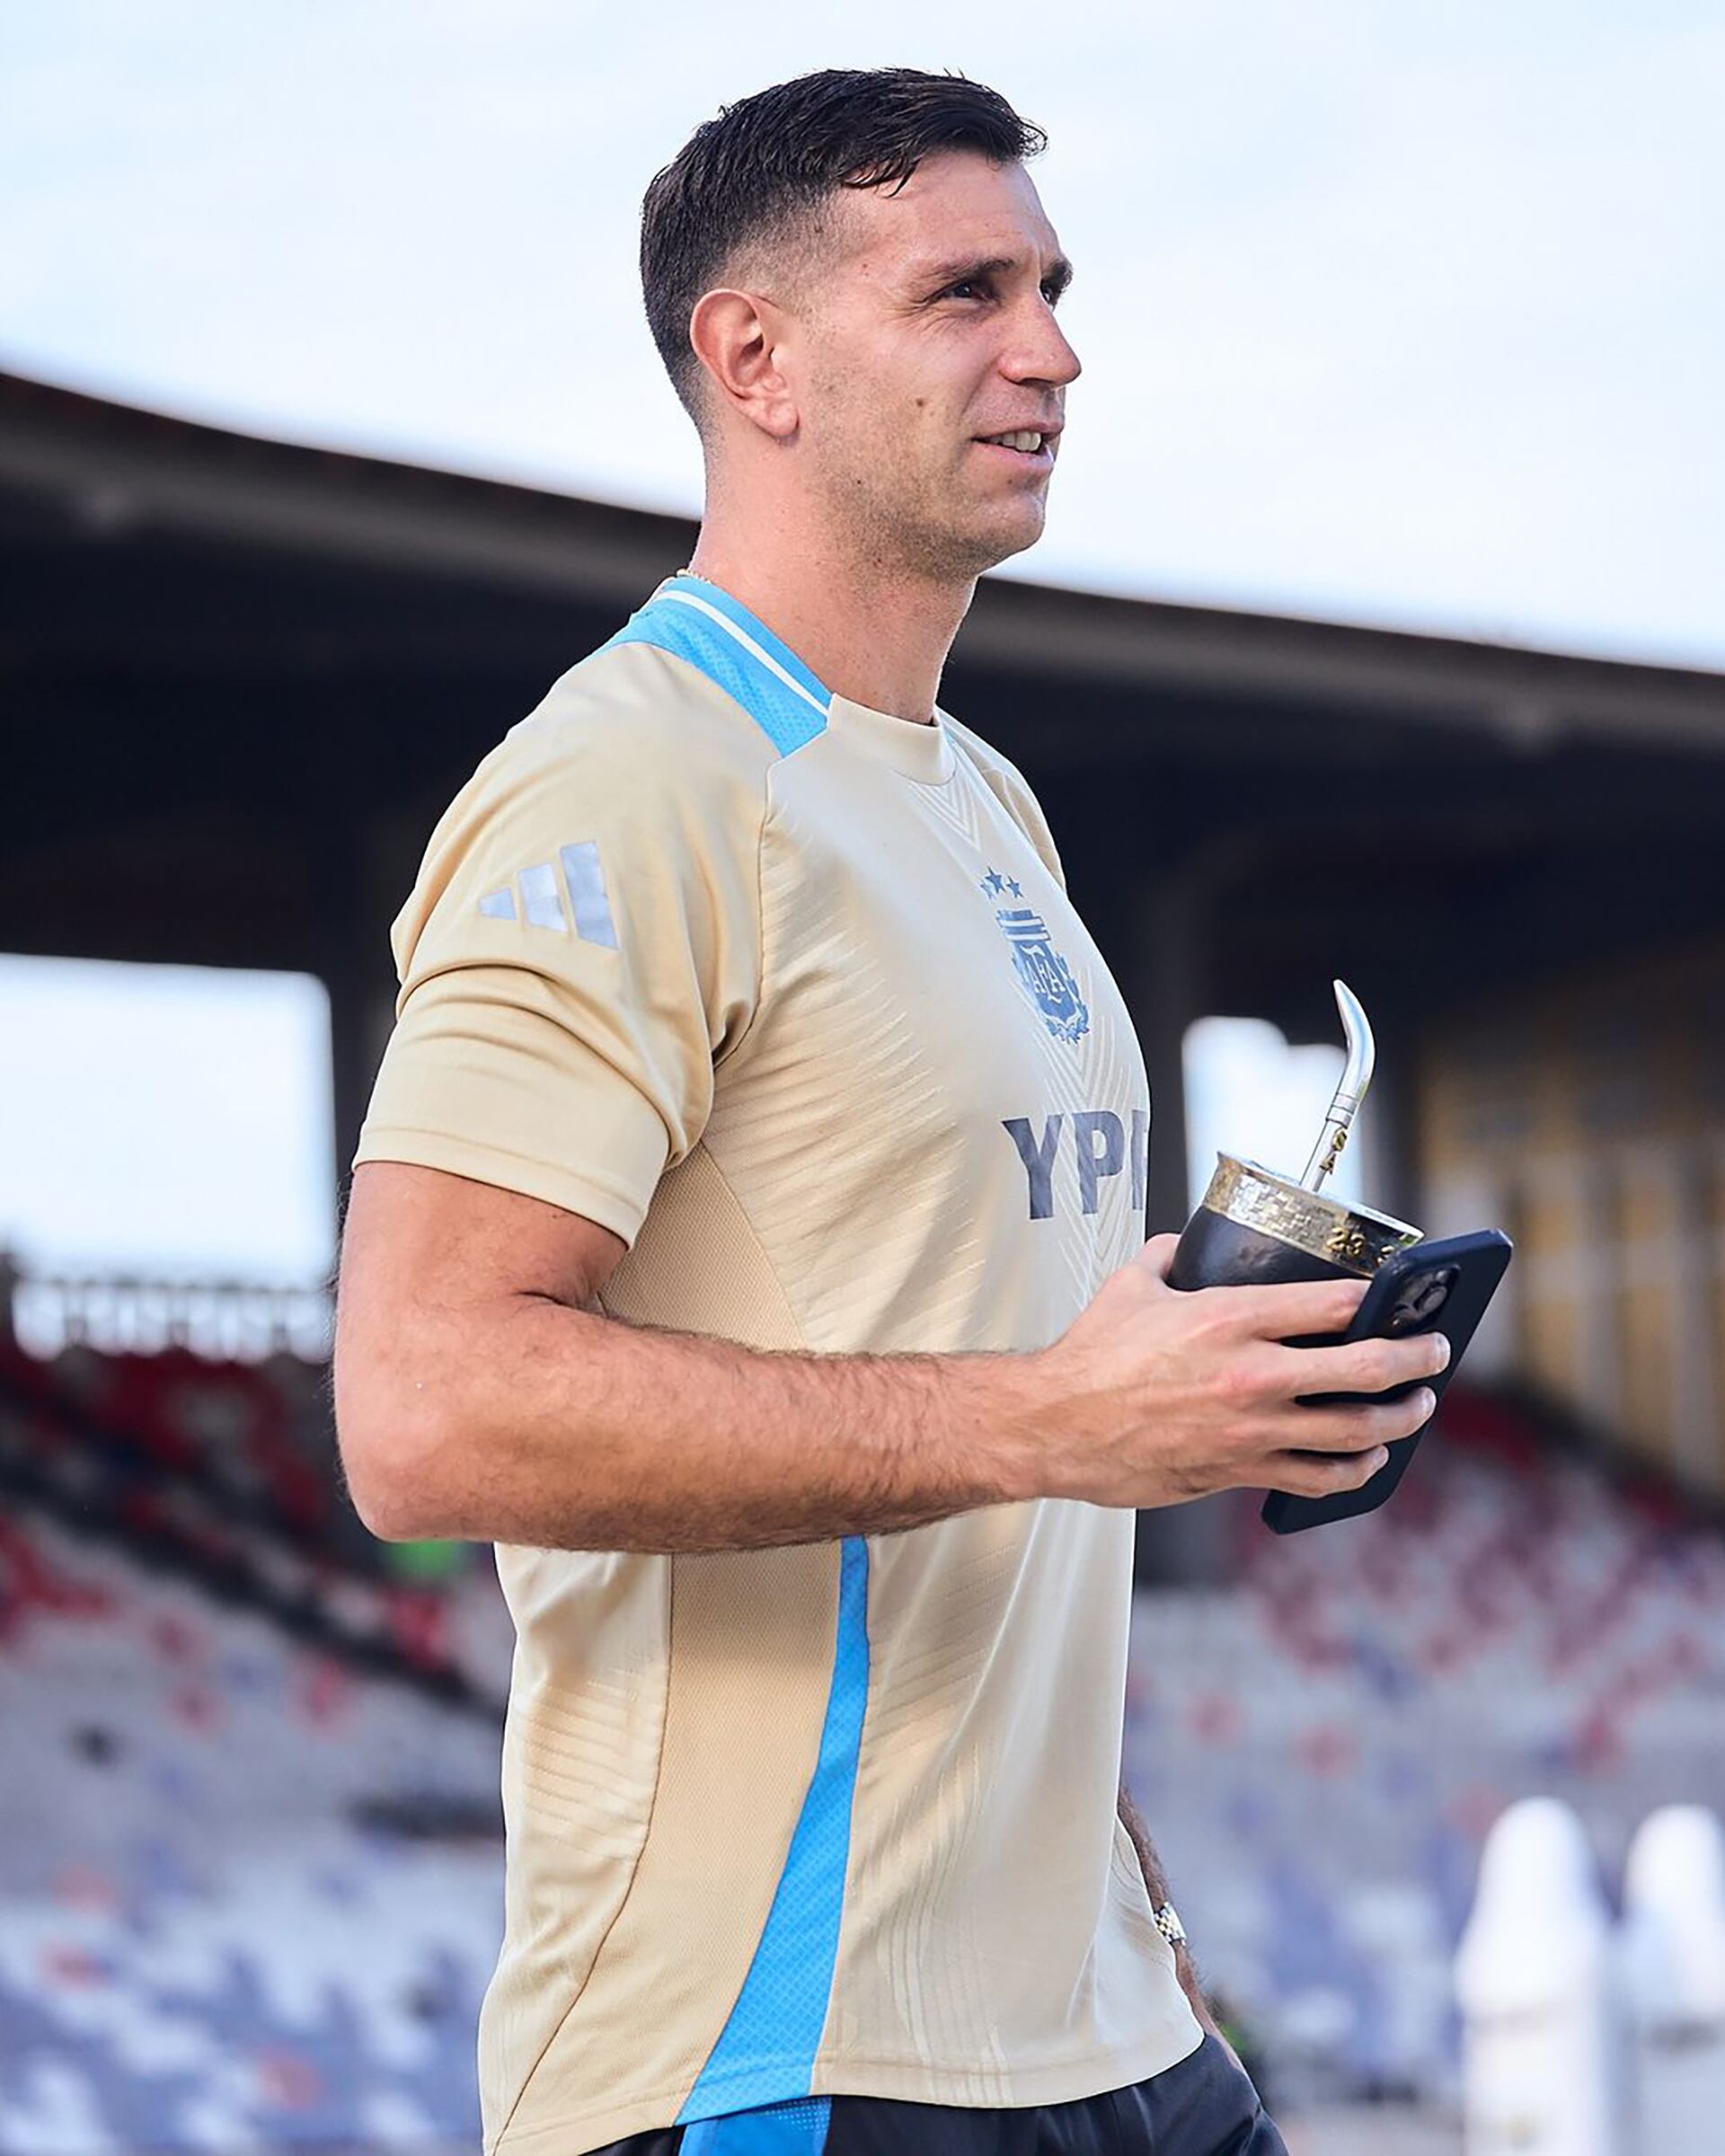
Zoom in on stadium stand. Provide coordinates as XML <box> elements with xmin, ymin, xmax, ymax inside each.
<box><xmin>1128</xmin><ymin>1389</ymin><xmax>1725</xmax><ymax>2111</ymax></box>
<box><xmin>5</xmin><ymin>357</ymin><xmax>1721</xmax><ymax>2152</ymax></box>
<box><xmin>0</xmin><ymin>1489</ymin><xmax>509</xmax><ymax>2153</ymax></box>
<box><xmin>11</xmin><ymin>1270</ymin><xmax>1725</xmax><ymax>2140</ymax></box>
<box><xmin>0</xmin><ymin>1327</ymin><xmax>508</xmax><ymax>1713</ymax></box>
<box><xmin>0</xmin><ymin>1299</ymin><xmax>518</xmax><ymax>2149</ymax></box>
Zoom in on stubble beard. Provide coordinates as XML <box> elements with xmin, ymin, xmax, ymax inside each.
<box><xmin>810</xmin><ymin>437</ymin><xmax>1047</xmax><ymax>590</ymax></box>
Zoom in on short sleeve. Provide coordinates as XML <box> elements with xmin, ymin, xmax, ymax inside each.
<box><xmin>354</xmin><ymin>657</ymin><xmax>773</xmax><ymax>1247</ymax></box>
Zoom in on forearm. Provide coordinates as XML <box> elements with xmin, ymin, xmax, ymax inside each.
<box><xmin>338</xmin><ymin>1171</ymin><xmax>1425</xmax><ymax>1552</ymax></box>
<box><xmin>1117</xmin><ymin>1780</ymin><xmax>1173</xmax><ymax>1904</ymax></box>
<box><xmin>1118</xmin><ymin>1780</ymin><xmax>1221</xmax><ymax>2036</ymax></box>
<box><xmin>340</xmin><ymin>1292</ymin><xmax>1053</xmax><ymax>1552</ymax></box>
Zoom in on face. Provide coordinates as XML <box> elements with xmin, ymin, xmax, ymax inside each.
<box><xmin>781</xmin><ymin>151</ymin><xmax>1081</xmax><ymax>583</ymax></box>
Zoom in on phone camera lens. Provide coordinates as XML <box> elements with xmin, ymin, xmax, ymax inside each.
<box><xmin>1390</xmin><ymin>1266</ymin><xmax>1456</xmax><ymax>1331</ymax></box>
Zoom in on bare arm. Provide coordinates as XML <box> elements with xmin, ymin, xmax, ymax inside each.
<box><xmin>335</xmin><ymin>1163</ymin><xmax>1043</xmax><ymax>1548</ymax></box>
<box><xmin>334</xmin><ymin>1162</ymin><xmax>1446</xmax><ymax>1552</ymax></box>
<box><xmin>1118</xmin><ymin>1780</ymin><xmax>1231</xmax><ymax>2048</ymax></box>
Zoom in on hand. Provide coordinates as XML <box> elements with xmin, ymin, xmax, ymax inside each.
<box><xmin>1032</xmin><ymin>1233</ymin><xmax>1449</xmax><ymax>1508</ymax></box>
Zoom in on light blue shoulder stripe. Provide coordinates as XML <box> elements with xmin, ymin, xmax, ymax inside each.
<box><xmin>676</xmin><ymin>1537</ymin><xmax>871</xmax><ymax>2119</ymax></box>
<box><xmin>603</xmin><ymin>576</ymin><xmax>830</xmax><ymax>756</ymax></box>
<box><xmin>659</xmin><ymin>575</ymin><xmax>830</xmax><ymax>706</ymax></box>
<box><xmin>680</xmin><ymin>2098</ymin><xmax>832</xmax><ymax>2154</ymax></box>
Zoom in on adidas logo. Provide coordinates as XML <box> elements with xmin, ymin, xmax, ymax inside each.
<box><xmin>478</xmin><ymin>841</ymin><xmax>617</xmax><ymax>947</ymax></box>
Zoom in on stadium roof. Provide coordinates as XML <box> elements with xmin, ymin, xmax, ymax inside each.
<box><xmin>5</xmin><ymin>367</ymin><xmax>1723</xmax><ymax>757</ymax></box>
<box><xmin>4</xmin><ymin>366</ymin><xmax>1722</xmax><ymax>1215</ymax></box>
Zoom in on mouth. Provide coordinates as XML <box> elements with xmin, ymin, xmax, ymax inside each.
<box><xmin>972</xmin><ymin>426</ymin><xmax>1058</xmax><ymax>472</ymax></box>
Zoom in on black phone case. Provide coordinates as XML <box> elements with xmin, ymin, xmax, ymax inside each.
<box><xmin>1260</xmin><ymin>1228</ymin><xmax>1514</xmax><ymax>1535</ymax></box>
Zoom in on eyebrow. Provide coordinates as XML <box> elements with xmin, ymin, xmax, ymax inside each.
<box><xmin>914</xmin><ymin>252</ymin><xmax>1075</xmax><ymax>298</ymax></box>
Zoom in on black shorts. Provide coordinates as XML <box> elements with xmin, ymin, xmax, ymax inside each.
<box><xmin>589</xmin><ymin>2037</ymin><xmax>1289</xmax><ymax>2155</ymax></box>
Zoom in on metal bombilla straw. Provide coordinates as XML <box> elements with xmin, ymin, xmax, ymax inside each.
<box><xmin>1166</xmin><ymin>976</ymin><xmax>1419</xmax><ymax>1294</ymax></box>
<box><xmin>1300</xmin><ymin>979</ymin><xmax>1376</xmax><ymax>1194</ymax></box>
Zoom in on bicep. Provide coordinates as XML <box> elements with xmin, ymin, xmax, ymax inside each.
<box><xmin>341</xmin><ymin>1160</ymin><xmax>627</xmax><ymax>1311</ymax></box>
<box><xmin>333</xmin><ymin>1161</ymin><xmax>626</xmax><ymax>1529</ymax></box>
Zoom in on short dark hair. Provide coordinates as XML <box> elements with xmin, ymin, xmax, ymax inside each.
<box><xmin>641</xmin><ymin>67</ymin><xmax>1047</xmax><ymax>420</ymax></box>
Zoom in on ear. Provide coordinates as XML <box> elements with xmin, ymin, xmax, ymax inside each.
<box><xmin>688</xmin><ymin>287</ymin><xmax>799</xmax><ymax>442</ymax></box>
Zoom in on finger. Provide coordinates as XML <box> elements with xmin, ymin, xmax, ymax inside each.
<box><xmin>1264</xmin><ymin>1445</ymin><xmax>1392</xmax><ymax>1498</ymax></box>
<box><xmin>1276</xmin><ymin>1332</ymin><xmax>1450</xmax><ymax>1399</ymax></box>
<box><xmin>1265</xmin><ymin>1390</ymin><xmax>1437</xmax><ymax>1452</ymax></box>
<box><xmin>1134</xmin><ymin>1233</ymin><xmax>1181</xmax><ymax>1284</ymax></box>
<box><xmin>1211</xmin><ymin>1274</ymin><xmax>1372</xmax><ymax>1341</ymax></box>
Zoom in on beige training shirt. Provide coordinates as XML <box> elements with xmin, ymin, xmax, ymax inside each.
<box><xmin>355</xmin><ymin>574</ymin><xmax>1201</xmax><ymax>2152</ymax></box>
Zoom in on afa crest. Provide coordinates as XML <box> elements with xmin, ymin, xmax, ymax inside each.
<box><xmin>980</xmin><ymin>868</ymin><xmax>1090</xmax><ymax>1044</ymax></box>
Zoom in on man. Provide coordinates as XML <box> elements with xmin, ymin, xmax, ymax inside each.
<box><xmin>335</xmin><ymin>67</ymin><xmax>1444</xmax><ymax>2156</ymax></box>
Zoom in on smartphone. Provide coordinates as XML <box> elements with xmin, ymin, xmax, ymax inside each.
<box><xmin>1260</xmin><ymin>1228</ymin><xmax>1514</xmax><ymax>1535</ymax></box>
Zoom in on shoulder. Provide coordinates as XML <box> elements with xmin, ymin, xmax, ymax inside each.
<box><xmin>497</xmin><ymin>638</ymin><xmax>779</xmax><ymax>800</ymax></box>
<box><xmin>438</xmin><ymin>641</ymin><xmax>778</xmax><ymax>856</ymax></box>
<box><xmin>398</xmin><ymin>641</ymin><xmax>779</xmax><ymax>952</ymax></box>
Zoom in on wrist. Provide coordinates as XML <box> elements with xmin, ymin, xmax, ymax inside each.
<box><xmin>1014</xmin><ymin>1338</ymin><xmax>1094</xmax><ymax>1503</ymax></box>
<box><xmin>957</xmin><ymin>1345</ymin><xmax>1060</xmax><ymax>1506</ymax></box>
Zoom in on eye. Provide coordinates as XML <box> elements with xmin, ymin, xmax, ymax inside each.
<box><xmin>942</xmin><ymin>278</ymin><xmax>992</xmax><ymax>303</ymax></box>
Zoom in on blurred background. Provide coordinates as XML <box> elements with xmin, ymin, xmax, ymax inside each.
<box><xmin>3</xmin><ymin>5</ymin><xmax>1723</xmax><ymax>2152</ymax></box>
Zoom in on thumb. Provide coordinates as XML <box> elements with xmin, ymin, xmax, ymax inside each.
<box><xmin>1135</xmin><ymin>1232</ymin><xmax>1181</xmax><ymax>1286</ymax></box>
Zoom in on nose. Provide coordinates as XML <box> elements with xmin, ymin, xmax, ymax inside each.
<box><xmin>1003</xmin><ymin>294</ymin><xmax>1082</xmax><ymax>390</ymax></box>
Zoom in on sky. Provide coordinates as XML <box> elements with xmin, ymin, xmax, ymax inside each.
<box><xmin>0</xmin><ymin>957</ymin><xmax>334</xmax><ymax>1281</ymax></box>
<box><xmin>0</xmin><ymin>3</ymin><xmax>1713</xmax><ymax>1284</ymax></box>
<box><xmin>4</xmin><ymin>0</ymin><xmax>1723</xmax><ymax>667</ymax></box>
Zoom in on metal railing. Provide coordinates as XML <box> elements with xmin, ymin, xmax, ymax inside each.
<box><xmin>4</xmin><ymin>1265</ymin><xmax>332</xmax><ymax>1363</ymax></box>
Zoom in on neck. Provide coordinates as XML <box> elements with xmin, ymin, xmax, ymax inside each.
<box><xmin>684</xmin><ymin>515</ymin><xmax>973</xmax><ymax>728</ymax></box>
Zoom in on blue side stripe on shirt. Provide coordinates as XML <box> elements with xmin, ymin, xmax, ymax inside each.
<box><xmin>676</xmin><ymin>1538</ymin><xmax>871</xmax><ymax>2118</ymax></box>
<box><xmin>602</xmin><ymin>575</ymin><xmax>855</xmax><ymax>2110</ymax></box>
<box><xmin>680</xmin><ymin>2098</ymin><xmax>833</xmax><ymax>2155</ymax></box>
<box><xmin>603</xmin><ymin>576</ymin><xmax>830</xmax><ymax>756</ymax></box>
